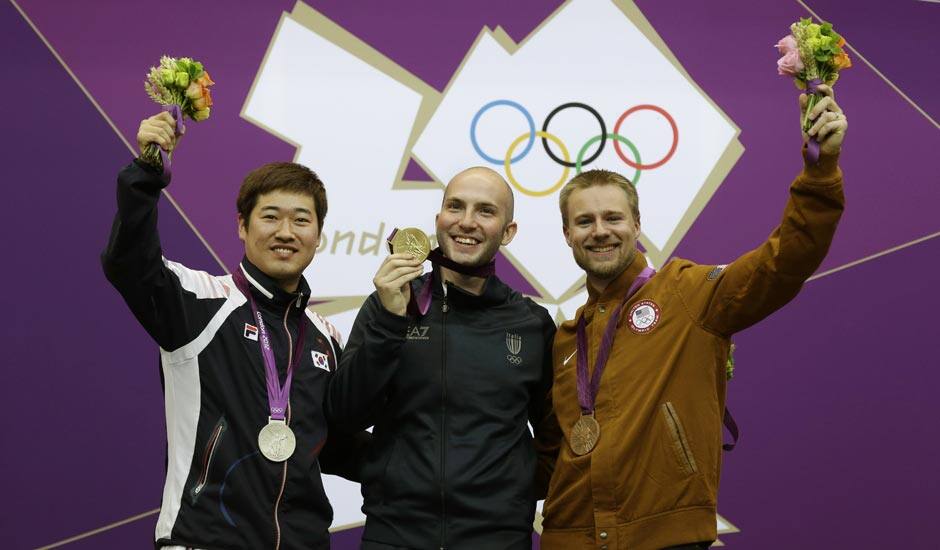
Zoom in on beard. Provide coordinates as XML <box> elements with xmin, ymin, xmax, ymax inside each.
<box><xmin>573</xmin><ymin>245</ymin><xmax>636</xmax><ymax>284</ymax></box>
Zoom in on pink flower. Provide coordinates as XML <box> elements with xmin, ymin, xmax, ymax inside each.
<box><xmin>775</xmin><ymin>35</ymin><xmax>804</xmax><ymax>76</ymax></box>
<box><xmin>776</xmin><ymin>35</ymin><xmax>798</xmax><ymax>55</ymax></box>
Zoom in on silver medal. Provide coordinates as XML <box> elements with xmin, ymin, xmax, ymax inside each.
<box><xmin>258</xmin><ymin>418</ymin><xmax>296</xmax><ymax>462</ymax></box>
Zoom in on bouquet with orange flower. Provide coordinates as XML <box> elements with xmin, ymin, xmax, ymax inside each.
<box><xmin>140</xmin><ymin>56</ymin><xmax>215</xmax><ymax>169</ymax></box>
<box><xmin>776</xmin><ymin>18</ymin><xmax>851</xmax><ymax>160</ymax></box>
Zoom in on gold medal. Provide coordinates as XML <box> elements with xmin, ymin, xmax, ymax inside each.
<box><xmin>390</xmin><ymin>227</ymin><xmax>431</xmax><ymax>262</ymax></box>
<box><xmin>258</xmin><ymin>418</ymin><xmax>296</xmax><ymax>462</ymax></box>
<box><xmin>570</xmin><ymin>413</ymin><xmax>600</xmax><ymax>455</ymax></box>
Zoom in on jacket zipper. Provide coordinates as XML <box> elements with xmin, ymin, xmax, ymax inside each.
<box><xmin>440</xmin><ymin>291</ymin><xmax>449</xmax><ymax>550</ymax></box>
<box><xmin>273</xmin><ymin>302</ymin><xmax>295</xmax><ymax>550</ymax></box>
<box><xmin>191</xmin><ymin>416</ymin><xmax>226</xmax><ymax>501</ymax></box>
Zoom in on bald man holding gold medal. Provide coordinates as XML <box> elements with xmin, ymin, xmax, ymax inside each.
<box><xmin>327</xmin><ymin>167</ymin><xmax>560</xmax><ymax>549</ymax></box>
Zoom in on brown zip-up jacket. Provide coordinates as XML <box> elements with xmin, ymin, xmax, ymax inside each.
<box><xmin>540</xmin><ymin>151</ymin><xmax>845</xmax><ymax>549</ymax></box>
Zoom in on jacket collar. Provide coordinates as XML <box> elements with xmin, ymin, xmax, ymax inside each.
<box><xmin>238</xmin><ymin>257</ymin><xmax>311</xmax><ymax>309</ymax></box>
<box><xmin>579</xmin><ymin>251</ymin><xmax>649</xmax><ymax>322</ymax></box>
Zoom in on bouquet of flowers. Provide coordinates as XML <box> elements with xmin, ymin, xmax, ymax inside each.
<box><xmin>141</xmin><ymin>56</ymin><xmax>214</xmax><ymax>167</ymax></box>
<box><xmin>776</xmin><ymin>18</ymin><xmax>851</xmax><ymax>156</ymax></box>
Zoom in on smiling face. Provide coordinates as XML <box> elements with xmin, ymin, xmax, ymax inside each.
<box><xmin>238</xmin><ymin>190</ymin><xmax>319</xmax><ymax>292</ymax></box>
<box><xmin>435</xmin><ymin>167</ymin><xmax>517</xmax><ymax>268</ymax></box>
<box><xmin>563</xmin><ymin>183</ymin><xmax>641</xmax><ymax>293</ymax></box>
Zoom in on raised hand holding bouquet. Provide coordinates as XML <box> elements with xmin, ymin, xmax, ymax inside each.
<box><xmin>140</xmin><ymin>56</ymin><xmax>214</xmax><ymax>173</ymax></box>
<box><xmin>776</xmin><ymin>18</ymin><xmax>851</xmax><ymax>161</ymax></box>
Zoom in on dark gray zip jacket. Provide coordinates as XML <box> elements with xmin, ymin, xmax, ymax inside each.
<box><xmin>327</xmin><ymin>269</ymin><xmax>559</xmax><ymax>549</ymax></box>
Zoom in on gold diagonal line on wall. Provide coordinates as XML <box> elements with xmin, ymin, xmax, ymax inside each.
<box><xmin>11</xmin><ymin>0</ymin><xmax>230</xmax><ymax>546</ymax></box>
<box><xmin>797</xmin><ymin>0</ymin><xmax>940</xmax><ymax>131</ymax></box>
<box><xmin>10</xmin><ymin>0</ymin><xmax>230</xmax><ymax>274</ymax></box>
<box><xmin>33</xmin><ymin>508</ymin><xmax>160</xmax><ymax>549</ymax></box>
<box><xmin>808</xmin><ymin>230</ymin><xmax>940</xmax><ymax>283</ymax></box>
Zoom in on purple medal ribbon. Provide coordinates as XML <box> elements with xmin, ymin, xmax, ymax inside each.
<box><xmin>804</xmin><ymin>78</ymin><xmax>822</xmax><ymax>164</ymax></box>
<box><xmin>159</xmin><ymin>104</ymin><xmax>186</xmax><ymax>178</ymax></box>
<box><xmin>575</xmin><ymin>267</ymin><xmax>655</xmax><ymax>414</ymax></box>
<box><xmin>386</xmin><ymin>229</ymin><xmax>495</xmax><ymax>316</ymax></box>
<box><xmin>232</xmin><ymin>267</ymin><xmax>306</xmax><ymax>421</ymax></box>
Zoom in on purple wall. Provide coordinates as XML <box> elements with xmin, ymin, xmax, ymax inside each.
<box><xmin>3</xmin><ymin>0</ymin><xmax>938</xmax><ymax>548</ymax></box>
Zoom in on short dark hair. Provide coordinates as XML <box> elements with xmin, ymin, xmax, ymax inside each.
<box><xmin>236</xmin><ymin>162</ymin><xmax>327</xmax><ymax>231</ymax></box>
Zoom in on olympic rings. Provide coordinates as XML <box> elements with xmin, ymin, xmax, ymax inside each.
<box><xmin>576</xmin><ymin>134</ymin><xmax>642</xmax><ymax>186</ymax></box>
<box><xmin>541</xmin><ymin>102</ymin><xmax>606</xmax><ymax>168</ymax></box>
<box><xmin>471</xmin><ymin>100</ymin><xmax>679</xmax><ymax>194</ymax></box>
<box><xmin>612</xmin><ymin>104</ymin><xmax>678</xmax><ymax>170</ymax></box>
<box><xmin>505</xmin><ymin>131</ymin><xmax>570</xmax><ymax>197</ymax></box>
<box><xmin>470</xmin><ymin>100</ymin><xmax>536</xmax><ymax>165</ymax></box>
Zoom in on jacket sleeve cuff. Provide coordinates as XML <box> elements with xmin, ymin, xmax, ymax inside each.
<box><xmin>372</xmin><ymin>303</ymin><xmax>411</xmax><ymax>337</ymax></box>
<box><xmin>800</xmin><ymin>145</ymin><xmax>842</xmax><ymax>186</ymax></box>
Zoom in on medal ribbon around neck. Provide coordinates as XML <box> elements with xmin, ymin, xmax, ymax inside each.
<box><xmin>386</xmin><ymin>228</ymin><xmax>495</xmax><ymax>315</ymax></box>
<box><xmin>575</xmin><ymin>267</ymin><xmax>655</xmax><ymax>414</ymax></box>
<box><xmin>232</xmin><ymin>266</ymin><xmax>307</xmax><ymax>422</ymax></box>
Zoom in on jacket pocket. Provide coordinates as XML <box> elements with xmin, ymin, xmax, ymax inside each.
<box><xmin>190</xmin><ymin>415</ymin><xmax>227</xmax><ymax>504</ymax></box>
<box><xmin>661</xmin><ymin>402</ymin><xmax>698</xmax><ymax>475</ymax></box>
<box><xmin>378</xmin><ymin>437</ymin><xmax>402</xmax><ymax>504</ymax></box>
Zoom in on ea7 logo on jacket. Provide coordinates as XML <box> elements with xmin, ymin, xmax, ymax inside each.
<box><xmin>506</xmin><ymin>333</ymin><xmax>522</xmax><ymax>365</ymax></box>
<box><xmin>407</xmin><ymin>325</ymin><xmax>430</xmax><ymax>340</ymax></box>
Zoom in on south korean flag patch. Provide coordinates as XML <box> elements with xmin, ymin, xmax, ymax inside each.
<box><xmin>311</xmin><ymin>351</ymin><xmax>331</xmax><ymax>372</ymax></box>
<box><xmin>628</xmin><ymin>300</ymin><xmax>661</xmax><ymax>334</ymax></box>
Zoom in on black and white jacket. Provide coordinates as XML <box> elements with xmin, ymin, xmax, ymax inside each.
<box><xmin>102</xmin><ymin>160</ymin><xmax>362</xmax><ymax>550</ymax></box>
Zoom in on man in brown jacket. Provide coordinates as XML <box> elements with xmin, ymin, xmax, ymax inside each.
<box><xmin>540</xmin><ymin>87</ymin><xmax>847</xmax><ymax>550</ymax></box>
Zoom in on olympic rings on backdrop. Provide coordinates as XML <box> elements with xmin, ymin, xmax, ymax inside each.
<box><xmin>542</xmin><ymin>102</ymin><xmax>606</xmax><ymax>168</ymax></box>
<box><xmin>613</xmin><ymin>104</ymin><xmax>678</xmax><ymax>169</ymax></box>
<box><xmin>505</xmin><ymin>131</ymin><xmax>570</xmax><ymax>197</ymax></box>
<box><xmin>576</xmin><ymin>134</ymin><xmax>642</xmax><ymax>186</ymax></box>
<box><xmin>469</xmin><ymin>100</ymin><xmax>679</xmax><ymax>188</ymax></box>
<box><xmin>470</xmin><ymin>100</ymin><xmax>536</xmax><ymax>165</ymax></box>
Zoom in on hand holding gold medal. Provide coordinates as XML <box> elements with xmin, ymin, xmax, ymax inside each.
<box><xmin>373</xmin><ymin>228</ymin><xmax>430</xmax><ymax>316</ymax></box>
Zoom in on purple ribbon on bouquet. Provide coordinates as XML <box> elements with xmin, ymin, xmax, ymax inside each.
<box><xmin>804</xmin><ymin>78</ymin><xmax>823</xmax><ymax>163</ymax></box>
<box><xmin>159</xmin><ymin>104</ymin><xmax>186</xmax><ymax>177</ymax></box>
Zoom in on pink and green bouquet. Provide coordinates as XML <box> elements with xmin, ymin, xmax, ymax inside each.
<box><xmin>140</xmin><ymin>56</ymin><xmax>214</xmax><ymax>169</ymax></box>
<box><xmin>776</xmin><ymin>18</ymin><xmax>851</xmax><ymax>159</ymax></box>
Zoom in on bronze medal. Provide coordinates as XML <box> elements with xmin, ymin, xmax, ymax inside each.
<box><xmin>258</xmin><ymin>418</ymin><xmax>296</xmax><ymax>462</ymax></box>
<box><xmin>390</xmin><ymin>227</ymin><xmax>431</xmax><ymax>262</ymax></box>
<box><xmin>570</xmin><ymin>413</ymin><xmax>600</xmax><ymax>455</ymax></box>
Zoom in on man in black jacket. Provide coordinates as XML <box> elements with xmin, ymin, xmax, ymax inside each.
<box><xmin>102</xmin><ymin>111</ymin><xmax>365</xmax><ymax>550</ymax></box>
<box><xmin>328</xmin><ymin>167</ymin><xmax>560</xmax><ymax>549</ymax></box>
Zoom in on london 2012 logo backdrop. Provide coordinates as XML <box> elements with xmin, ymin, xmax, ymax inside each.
<box><xmin>242</xmin><ymin>0</ymin><xmax>741</xmax><ymax>539</ymax></box>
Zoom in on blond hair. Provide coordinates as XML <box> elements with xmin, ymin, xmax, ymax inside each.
<box><xmin>558</xmin><ymin>169</ymin><xmax>639</xmax><ymax>227</ymax></box>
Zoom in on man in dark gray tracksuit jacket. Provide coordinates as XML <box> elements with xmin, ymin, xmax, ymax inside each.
<box><xmin>327</xmin><ymin>167</ymin><xmax>560</xmax><ymax>549</ymax></box>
